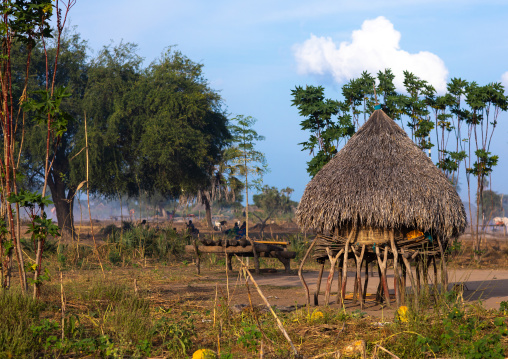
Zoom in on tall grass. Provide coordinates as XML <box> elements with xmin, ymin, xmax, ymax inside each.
<box><xmin>0</xmin><ymin>289</ymin><xmax>46</xmax><ymax>357</ymax></box>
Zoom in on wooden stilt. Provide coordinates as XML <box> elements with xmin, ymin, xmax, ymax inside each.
<box><xmin>389</xmin><ymin>231</ymin><xmax>401</xmax><ymax>307</ymax></box>
<box><xmin>298</xmin><ymin>235</ymin><xmax>319</xmax><ymax>309</ymax></box>
<box><xmin>436</xmin><ymin>236</ymin><xmax>448</xmax><ymax>291</ymax></box>
<box><xmin>432</xmin><ymin>255</ymin><xmax>438</xmax><ymax>288</ymax></box>
<box><xmin>324</xmin><ymin>248</ymin><xmax>344</xmax><ymax>306</ymax></box>
<box><xmin>400</xmin><ymin>248</ymin><xmax>418</xmax><ymax>308</ymax></box>
<box><xmin>415</xmin><ymin>260</ymin><xmax>421</xmax><ymax>298</ymax></box>
<box><xmin>193</xmin><ymin>240</ymin><xmax>200</xmax><ymax>275</ymax></box>
<box><xmin>337</xmin><ymin>257</ymin><xmax>343</xmax><ymax>305</ymax></box>
<box><xmin>401</xmin><ymin>261</ymin><xmax>406</xmax><ymax>304</ymax></box>
<box><xmin>352</xmin><ymin>245</ymin><xmax>366</xmax><ymax>308</ymax></box>
<box><xmin>375</xmin><ymin>245</ymin><xmax>391</xmax><ymax>308</ymax></box>
<box><xmin>422</xmin><ymin>255</ymin><xmax>430</xmax><ymax>290</ymax></box>
<box><xmin>375</xmin><ymin>265</ymin><xmax>383</xmax><ymax>303</ymax></box>
<box><xmin>352</xmin><ymin>262</ymin><xmax>359</xmax><ymax>304</ymax></box>
<box><xmin>362</xmin><ymin>258</ymin><xmax>369</xmax><ymax>303</ymax></box>
<box><xmin>314</xmin><ymin>261</ymin><xmax>325</xmax><ymax>306</ymax></box>
<box><xmin>341</xmin><ymin>231</ymin><xmax>355</xmax><ymax>301</ymax></box>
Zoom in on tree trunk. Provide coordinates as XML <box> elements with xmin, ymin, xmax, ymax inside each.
<box><xmin>48</xmin><ymin>171</ymin><xmax>75</xmax><ymax>237</ymax></box>
<box><xmin>201</xmin><ymin>194</ymin><xmax>213</xmax><ymax>229</ymax></box>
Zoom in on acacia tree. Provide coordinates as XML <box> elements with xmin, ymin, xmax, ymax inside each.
<box><xmin>228</xmin><ymin>115</ymin><xmax>268</xmax><ymax>274</ymax></box>
<box><xmin>198</xmin><ymin>144</ymin><xmax>245</xmax><ymax>229</ymax></box>
<box><xmin>252</xmin><ymin>185</ymin><xmax>296</xmax><ymax>236</ymax></box>
<box><xmin>123</xmin><ymin>48</ymin><xmax>230</xmax><ymax>207</ymax></box>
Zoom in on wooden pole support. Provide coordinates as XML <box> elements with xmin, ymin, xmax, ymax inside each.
<box><xmin>314</xmin><ymin>261</ymin><xmax>325</xmax><ymax>306</ymax></box>
<box><xmin>352</xmin><ymin>245</ymin><xmax>366</xmax><ymax>309</ymax></box>
<box><xmin>389</xmin><ymin>230</ymin><xmax>401</xmax><ymax>307</ymax></box>
<box><xmin>298</xmin><ymin>235</ymin><xmax>319</xmax><ymax>310</ymax></box>
<box><xmin>324</xmin><ymin>248</ymin><xmax>344</xmax><ymax>305</ymax></box>
<box><xmin>375</xmin><ymin>245</ymin><xmax>391</xmax><ymax>308</ymax></box>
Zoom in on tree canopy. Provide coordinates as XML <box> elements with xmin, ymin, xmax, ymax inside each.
<box><xmin>19</xmin><ymin>33</ymin><xmax>230</xmax><ymax>234</ymax></box>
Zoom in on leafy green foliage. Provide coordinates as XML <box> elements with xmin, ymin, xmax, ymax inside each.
<box><xmin>291</xmin><ymin>85</ymin><xmax>354</xmax><ymax>176</ymax></box>
<box><xmin>252</xmin><ymin>185</ymin><xmax>296</xmax><ymax>232</ymax></box>
<box><xmin>237</xmin><ymin>322</ymin><xmax>262</xmax><ymax>352</ymax></box>
<box><xmin>23</xmin><ymin>86</ymin><xmax>73</xmax><ymax>138</ymax></box>
<box><xmin>228</xmin><ymin>115</ymin><xmax>269</xmax><ymax>192</ymax></box>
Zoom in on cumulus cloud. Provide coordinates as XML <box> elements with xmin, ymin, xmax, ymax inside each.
<box><xmin>293</xmin><ymin>16</ymin><xmax>448</xmax><ymax>93</ymax></box>
<box><xmin>501</xmin><ymin>72</ymin><xmax>508</xmax><ymax>91</ymax></box>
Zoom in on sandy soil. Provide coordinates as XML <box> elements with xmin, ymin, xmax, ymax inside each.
<box><xmin>177</xmin><ymin>265</ymin><xmax>508</xmax><ymax>318</ymax></box>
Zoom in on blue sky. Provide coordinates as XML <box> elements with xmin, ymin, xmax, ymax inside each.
<box><xmin>70</xmin><ymin>0</ymin><xmax>508</xmax><ymax>202</ymax></box>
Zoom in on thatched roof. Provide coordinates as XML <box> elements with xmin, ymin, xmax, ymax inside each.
<box><xmin>296</xmin><ymin>109</ymin><xmax>467</xmax><ymax>238</ymax></box>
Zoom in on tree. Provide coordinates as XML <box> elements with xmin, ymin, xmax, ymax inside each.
<box><xmin>293</xmin><ymin>70</ymin><xmax>508</xmax><ymax>262</ymax></box>
<box><xmin>228</xmin><ymin>115</ymin><xmax>268</xmax><ymax>274</ymax></box>
<box><xmin>125</xmin><ymin>48</ymin><xmax>230</xmax><ymax>201</ymax></box>
<box><xmin>291</xmin><ymin>85</ymin><xmax>354</xmax><ymax>177</ymax></box>
<box><xmin>463</xmin><ymin>82</ymin><xmax>507</xmax><ymax>259</ymax></box>
<box><xmin>479</xmin><ymin>190</ymin><xmax>503</xmax><ymax>224</ymax></box>
<box><xmin>22</xmin><ymin>42</ymin><xmax>230</xmax><ymax>235</ymax></box>
<box><xmin>198</xmin><ymin>145</ymin><xmax>244</xmax><ymax>229</ymax></box>
<box><xmin>21</xmin><ymin>29</ymin><xmax>90</xmax><ymax>236</ymax></box>
<box><xmin>252</xmin><ymin>185</ymin><xmax>296</xmax><ymax>236</ymax></box>
<box><xmin>1</xmin><ymin>0</ymin><xmax>76</xmax><ymax>296</ymax></box>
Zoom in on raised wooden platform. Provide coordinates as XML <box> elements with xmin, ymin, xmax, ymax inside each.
<box><xmin>185</xmin><ymin>244</ymin><xmax>296</xmax><ymax>273</ymax></box>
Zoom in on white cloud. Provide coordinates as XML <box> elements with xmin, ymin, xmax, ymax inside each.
<box><xmin>501</xmin><ymin>72</ymin><xmax>508</xmax><ymax>91</ymax></box>
<box><xmin>293</xmin><ymin>16</ymin><xmax>448</xmax><ymax>93</ymax></box>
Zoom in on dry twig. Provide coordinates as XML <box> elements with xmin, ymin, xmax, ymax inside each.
<box><xmin>235</xmin><ymin>255</ymin><xmax>300</xmax><ymax>357</ymax></box>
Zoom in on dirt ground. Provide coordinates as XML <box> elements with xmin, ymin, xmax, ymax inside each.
<box><xmin>129</xmin><ymin>257</ymin><xmax>508</xmax><ymax>322</ymax></box>
<box><xmin>65</xmin><ymin>220</ymin><xmax>508</xmax><ymax>319</ymax></box>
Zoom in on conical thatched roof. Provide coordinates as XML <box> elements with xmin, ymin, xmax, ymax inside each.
<box><xmin>296</xmin><ymin>109</ymin><xmax>467</xmax><ymax>238</ymax></box>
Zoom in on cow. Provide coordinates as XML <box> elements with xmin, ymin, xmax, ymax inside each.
<box><xmin>214</xmin><ymin>220</ymin><xmax>228</xmax><ymax>231</ymax></box>
<box><xmin>492</xmin><ymin>217</ymin><xmax>508</xmax><ymax>233</ymax></box>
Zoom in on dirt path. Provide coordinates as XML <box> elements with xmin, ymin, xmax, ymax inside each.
<box><xmin>203</xmin><ymin>266</ymin><xmax>508</xmax><ymax>317</ymax></box>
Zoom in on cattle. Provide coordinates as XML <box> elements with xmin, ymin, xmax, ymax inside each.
<box><xmin>493</xmin><ymin>217</ymin><xmax>508</xmax><ymax>230</ymax></box>
<box><xmin>214</xmin><ymin>220</ymin><xmax>228</xmax><ymax>231</ymax></box>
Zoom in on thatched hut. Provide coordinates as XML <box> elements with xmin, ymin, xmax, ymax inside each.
<box><xmin>296</xmin><ymin>109</ymin><xmax>466</xmax><ymax>308</ymax></box>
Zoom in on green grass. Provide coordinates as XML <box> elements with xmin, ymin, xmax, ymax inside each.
<box><xmin>4</xmin><ymin>230</ymin><xmax>508</xmax><ymax>358</ymax></box>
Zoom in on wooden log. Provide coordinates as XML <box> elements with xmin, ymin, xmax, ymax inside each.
<box><xmin>273</xmin><ymin>252</ymin><xmax>292</xmax><ymax>273</ymax></box>
<box><xmin>185</xmin><ymin>244</ymin><xmax>286</xmax><ymax>254</ymax></box>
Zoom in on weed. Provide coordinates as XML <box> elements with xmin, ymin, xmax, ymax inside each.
<box><xmin>237</xmin><ymin>322</ymin><xmax>262</xmax><ymax>352</ymax></box>
<box><xmin>109</xmin><ymin>249</ymin><xmax>122</xmax><ymax>265</ymax></box>
<box><xmin>154</xmin><ymin>314</ymin><xmax>196</xmax><ymax>355</ymax></box>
